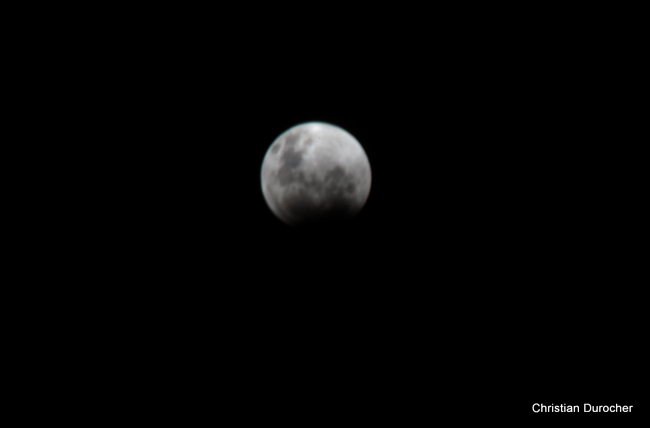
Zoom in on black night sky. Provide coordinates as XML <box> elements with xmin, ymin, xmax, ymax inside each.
<box><xmin>92</xmin><ymin>6</ymin><xmax>643</xmax><ymax>421</ymax></box>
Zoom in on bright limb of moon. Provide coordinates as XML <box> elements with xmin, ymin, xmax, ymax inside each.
<box><xmin>261</xmin><ymin>122</ymin><xmax>371</xmax><ymax>227</ymax></box>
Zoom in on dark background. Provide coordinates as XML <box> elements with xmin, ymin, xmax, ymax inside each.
<box><xmin>59</xmin><ymin>4</ymin><xmax>643</xmax><ymax>422</ymax></box>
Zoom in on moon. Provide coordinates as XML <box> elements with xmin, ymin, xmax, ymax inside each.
<box><xmin>261</xmin><ymin>122</ymin><xmax>371</xmax><ymax>227</ymax></box>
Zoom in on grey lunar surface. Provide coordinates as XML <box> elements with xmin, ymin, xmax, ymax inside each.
<box><xmin>261</xmin><ymin>122</ymin><xmax>372</xmax><ymax>227</ymax></box>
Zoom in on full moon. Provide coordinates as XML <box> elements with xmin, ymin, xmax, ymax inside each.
<box><xmin>261</xmin><ymin>122</ymin><xmax>371</xmax><ymax>227</ymax></box>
